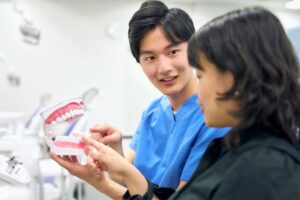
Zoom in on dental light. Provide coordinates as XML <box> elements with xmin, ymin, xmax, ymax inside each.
<box><xmin>0</xmin><ymin>52</ymin><xmax>21</xmax><ymax>87</ymax></box>
<box><xmin>13</xmin><ymin>0</ymin><xmax>41</xmax><ymax>45</ymax></box>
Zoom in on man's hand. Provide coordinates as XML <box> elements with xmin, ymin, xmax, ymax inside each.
<box><xmin>90</xmin><ymin>124</ymin><xmax>123</xmax><ymax>155</ymax></box>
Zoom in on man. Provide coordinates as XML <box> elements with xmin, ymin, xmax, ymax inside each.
<box><xmin>51</xmin><ymin>1</ymin><xmax>229</xmax><ymax>199</ymax></box>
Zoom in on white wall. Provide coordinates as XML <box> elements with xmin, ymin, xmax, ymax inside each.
<box><xmin>0</xmin><ymin>0</ymin><xmax>299</xmax><ymax>135</ymax></box>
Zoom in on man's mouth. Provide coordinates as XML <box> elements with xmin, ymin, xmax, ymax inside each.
<box><xmin>160</xmin><ymin>75</ymin><xmax>178</xmax><ymax>82</ymax></box>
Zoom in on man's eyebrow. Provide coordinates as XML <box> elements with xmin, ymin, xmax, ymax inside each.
<box><xmin>140</xmin><ymin>50</ymin><xmax>153</xmax><ymax>55</ymax></box>
<box><xmin>140</xmin><ymin>43</ymin><xmax>182</xmax><ymax>55</ymax></box>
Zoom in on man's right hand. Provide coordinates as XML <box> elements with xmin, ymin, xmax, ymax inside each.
<box><xmin>89</xmin><ymin>124</ymin><xmax>123</xmax><ymax>155</ymax></box>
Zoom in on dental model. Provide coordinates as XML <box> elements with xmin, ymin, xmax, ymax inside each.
<box><xmin>40</xmin><ymin>97</ymin><xmax>88</xmax><ymax>155</ymax></box>
<box><xmin>43</xmin><ymin>98</ymin><xmax>85</xmax><ymax>126</ymax></box>
<box><xmin>51</xmin><ymin>135</ymin><xmax>88</xmax><ymax>155</ymax></box>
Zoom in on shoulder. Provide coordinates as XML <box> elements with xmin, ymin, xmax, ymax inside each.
<box><xmin>140</xmin><ymin>95</ymin><xmax>169</xmax><ymax>117</ymax></box>
<box><xmin>231</xmin><ymin>127</ymin><xmax>300</xmax><ymax>174</ymax></box>
<box><xmin>235</xmin><ymin>132</ymin><xmax>300</xmax><ymax>171</ymax></box>
<box><xmin>233</xmin><ymin>143</ymin><xmax>298</xmax><ymax>176</ymax></box>
<box><xmin>217</xmin><ymin>138</ymin><xmax>300</xmax><ymax>199</ymax></box>
<box><xmin>144</xmin><ymin>96</ymin><xmax>166</xmax><ymax>111</ymax></box>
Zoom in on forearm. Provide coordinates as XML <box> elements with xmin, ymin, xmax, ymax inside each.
<box><xmin>108</xmin><ymin>143</ymin><xmax>126</xmax><ymax>185</ymax></box>
<box><xmin>87</xmin><ymin>175</ymin><xmax>127</xmax><ymax>200</ymax></box>
<box><xmin>123</xmin><ymin>165</ymin><xmax>148</xmax><ymax>196</ymax></box>
<box><xmin>110</xmin><ymin>173</ymin><xmax>126</xmax><ymax>186</ymax></box>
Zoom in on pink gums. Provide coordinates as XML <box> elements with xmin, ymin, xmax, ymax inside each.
<box><xmin>45</xmin><ymin>101</ymin><xmax>84</xmax><ymax>124</ymax></box>
<box><xmin>53</xmin><ymin>140</ymin><xmax>88</xmax><ymax>149</ymax></box>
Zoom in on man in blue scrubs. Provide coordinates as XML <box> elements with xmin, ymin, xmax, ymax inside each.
<box><xmin>51</xmin><ymin>1</ymin><xmax>229</xmax><ymax>199</ymax></box>
<box><xmin>89</xmin><ymin>0</ymin><xmax>229</xmax><ymax>195</ymax></box>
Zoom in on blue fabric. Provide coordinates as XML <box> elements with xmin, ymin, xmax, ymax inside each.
<box><xmin>130</xmin><ymin>95</ymin><xmax>230</xmax><ymax>189</ymax></box>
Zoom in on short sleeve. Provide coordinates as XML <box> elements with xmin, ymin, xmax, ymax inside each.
<box><xmin>129</xmin><ymin>111</ymin><xmax>146</xmax><ymax>151</ymax></box>
<box><xmin>180</xmin><ymin>126</ymin><xmax>229</xmax><ymax>181</ymax></box>
<box><xmin>129</xmin><ymin>130</ymin><xmax>139</xmax><ymax>151</ymax></box>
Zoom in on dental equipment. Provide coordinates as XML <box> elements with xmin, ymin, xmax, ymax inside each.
<box><xmin>40</xmin><ymin>97</ymin><xmax>89</xmax><ymax>155</ymax></box>
<box><xmin>63</xmin><ymin>87</ymin><xmax>99</xmax><ymax>136</ymax></box>
<box><xmin>0</xmin><ymin>154</ymin><xmax>30</xmax><ymax>185</ymax></box>
<box><xmin>0</xmin><ymin>52</ymin><xmax>21</xmax><ymax>87</ymax></box>
<box><xmin>82</xmin><ymin>87</ymin><xmax>99</xmax><ymax>106</ymax></box>
<box><xmin>24</xmin><ymin>93</ymin><xmax>52</xmax><ymax>134</ymax></box>
<box><xmin>13</xmin><ymin>0</ymin><xmax>41</xmax><ymax>45</ymax></box>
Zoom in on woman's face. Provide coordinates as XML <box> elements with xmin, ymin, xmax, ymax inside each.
<box><xmin>195</xmin><ymin>53</ymin><xmax>240</xmax><ymax>128</ymax></box>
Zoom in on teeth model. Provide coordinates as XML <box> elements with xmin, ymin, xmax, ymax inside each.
<box><xmin>42</xmin><ymin>98</ymin><xmax>85</xmax><ymax>126</ymax></box>
<box><xmin>51</xmin><ymin>136</ymin><xmax>88</xmax><ymax>155</ymax></box>
<box><xmin>40</xmin><ymin>97</ymin><xmax>87</xmax><ymax>155</ymax></box>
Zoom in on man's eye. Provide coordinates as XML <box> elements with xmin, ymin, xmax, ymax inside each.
<box><xmin>196</xmin><ymin>75</ymin><xmax>202</xmax><ymax>80</ymax></box>
<box><xmin>169</xmin><ymin>49</ymin><xmax>179</xmax><ymax>56</ymax></box>
<box><xmin>145</xmin><ymin>56</ymin><xmax>155</xmax><ymax>61</ymax></box>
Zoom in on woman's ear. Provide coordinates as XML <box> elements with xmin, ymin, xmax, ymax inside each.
<box><xmin>219</xmin><ymin>70</ymin><xmax>235</xmax><ymax>93</ymax></box>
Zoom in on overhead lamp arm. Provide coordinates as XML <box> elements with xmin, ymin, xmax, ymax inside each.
<box><xmin>12</xmin><ymin>0</ymin><xmax>41</xmax><ymax>45</ymax></box>
<box><xmin>0</xmin><ymin>52</ymin><xmax>21</xmax><ymax>87</ymax></box>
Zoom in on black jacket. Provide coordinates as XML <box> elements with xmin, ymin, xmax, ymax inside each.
<box><xmin>170</xmin><ymin>125</ymin><xmax>300</xmax><ymax>200</ymax></box>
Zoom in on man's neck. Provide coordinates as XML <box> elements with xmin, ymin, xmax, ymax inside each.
<box><xmin>168</xmin><ymin>78</ymin><xmax>197</xmax><ymax>111</ymax></box>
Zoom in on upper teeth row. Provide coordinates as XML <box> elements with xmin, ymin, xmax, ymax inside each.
<box><xmin>51</xmin><ymin>109</ymin><xmax>84</xmax><ymax>125</ymax></box>
<box><xmin>162</xmin><ymin>77</ymin><xmax>174</xmax><ymax>81</ymax></box>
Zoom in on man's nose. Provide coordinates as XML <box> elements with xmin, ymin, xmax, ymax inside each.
<box><xmin>157</xmin><ymin>56</ymin><xmax>172</xmax><ymax>74</ymax></box>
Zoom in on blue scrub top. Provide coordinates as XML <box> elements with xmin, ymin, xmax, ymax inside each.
<box><xmin>130</xmin><ymin>95</ymin><xmax>230</xmax><ymax>189</ymax></box>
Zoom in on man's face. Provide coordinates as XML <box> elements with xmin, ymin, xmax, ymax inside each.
<box><xmin>139</xmin><ymin>26</ymin><xmax>194</xmax><ymax>97</ymax></box>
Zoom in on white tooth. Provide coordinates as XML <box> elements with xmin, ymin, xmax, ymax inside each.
<box><xmin>73</xmin><ymin>110</ymin><xmax>78</xmax><ymax>116</ymax></box>
<box><xmin>56</xmin><ymin>117</ymin><xmax>63</xmax><ymax>123</ymax></box>
<box><xmin>66</xmin><ymin>112</ymin><xmax>71</xmax><ymax>118</ymax></box>
<box><xmin>79</xmin><ymin>109</ymin><xmax>84</xmax><ymax>114</ymax></box>
<box><xmin>74</xmin><ymin>109</ymin><xmax>79</xmax><ymax>115</ymax></box>
<box><xmin>51</xmin><ymin>121</ymin><xmax>57</xmax><ymax>125</ymax></box>
<box><xmin>70</xmin><ymin>110</ymin><xmax>76</xmax><ymax>117</ymax></box>
<box><xmin>61</xmin><ymin>114</ymin><xmax>67</xmax><ymax>121</ymax></box>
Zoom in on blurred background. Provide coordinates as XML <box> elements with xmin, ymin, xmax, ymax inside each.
<box><xmin>0</xmin><ymin>0</ymin><xmax>299</xmax><ymax>199</ymax></box>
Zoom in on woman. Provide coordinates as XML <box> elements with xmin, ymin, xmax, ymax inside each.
<box><xmin>70</xmin><ymin>6</ymin><xmax>300</xmax><ymax>200</ymax></box>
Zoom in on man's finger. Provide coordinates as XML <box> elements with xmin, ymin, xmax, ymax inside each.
<box><xmin>99</xmin><ymin>134</ymin><xmax>118</xmax><ymax>144</ymax></box>
<box><xmin>90</xmin><ymin>123</ymin><xmax>109</xmax><ymax>133</ymax></box>
<box><xmin>82</xmin><ymin>136</ymin><xmax>104</xmax><ymax>151</ymax></box>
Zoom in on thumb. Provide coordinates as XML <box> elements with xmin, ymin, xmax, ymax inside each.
<box><xmin>89</xmin><ymin>147</ymin><xmax>111</xmax><ymax>166</ymax></box>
